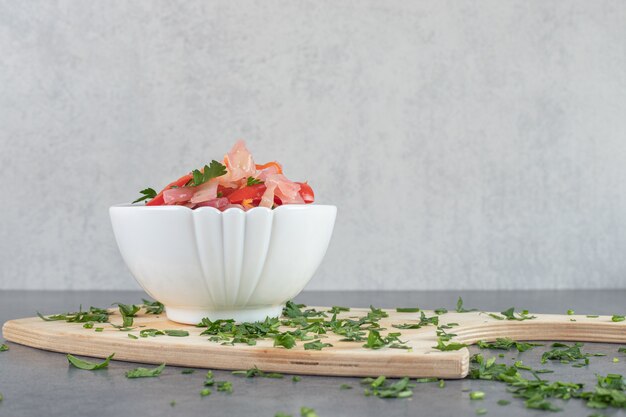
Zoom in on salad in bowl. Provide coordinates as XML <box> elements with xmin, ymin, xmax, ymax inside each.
<box><xmin>110</xmin><ymin>141</ymin><xmax>336</xmax><ymax>324</ymax></box>
<box><xmin>133</xmin><ymin>140</ymin><xmax>314</xmax><ymax>210</ymax></box>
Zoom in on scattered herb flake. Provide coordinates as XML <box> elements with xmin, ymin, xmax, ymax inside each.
<box><xmin>292</xmin><ymin>376</ymin><xmax>302</xmax><ymax>382</ymax></box>
<box><xmin>232</xmin><ymin>366</ymin><xmax>283</xmax><ymax>378</ymax></box>
<box><xmin>246</xmin><ymin>176</ymin><xmax>263</xmax><ymax>186</ymax></box>
<box><xmin>340</xmin><ymin>384</ymin><xmax>352</xmax><ymax>389</ymax></box>
<box><xmin>182</xmin><ymin>369</ymin><xmax>195</xmax><ymax>374</ymax></box>
<box><xmin>470</xmin><ymin>391</ymin><xmax>485</xmax><ymax>400</ymax></box>
<box><xmin>456</xmin><ymin>297</ymin><xmax>477</xmax><ymax>313</ymax></box>
<box><xmin>0</xmin><ymin>344</ymin><xmax>8</xmax><ymax>352</ymax></box>
<box><xmin>125</xmin><ymin>363</ymin><xmax>165</xmax><ymax>378</ymax></box>
<box><xmin>396</xmin><ymin>307</ymin><xmax>420</xmax><ymax>313</ymax></box>
<box><xmin>142</xmin><ymin>299</ymin><xmax>164</xmax><ymax>314</ymax></box>
<box><xmin>132</xmin><ymin>188</ymin><xmax>157</xmax><ymax>204</ymax></box>
<box><xmin>113</xmin><ymin>303</ymin><xmax>140</xmax><ymax>327</ymax></box>
<box><xmin>477</xmin><ymin>338</ymin><xmax>542</xmax><ymax>353</ymax></box>
<box><xmin>612</xmin><ymin>315</ymin><xmax>625</xmax><ymax>322</ymax></box>
<box><xmin>67</xmin><ymin>353</ymin><xmax>114</xmax><ymax>370</ymax></box>
<box><xmin>304</xmin><ymin>341</ymin><xmax>333</xmax><ymax>350</ymax></box>
<box><xmin>497</xmin><ymin>399</ymin><xmax>510</xmax><ymax>406</ymax></box>
<box><xmin>300</xmin><ymin>407</ymin><xmax>319</xmax><ymax>417</ymax></box>
<box><xmin>200</xmin><ymin>388</ymin><xmax>211</xmax><ymax>397</ymax></box>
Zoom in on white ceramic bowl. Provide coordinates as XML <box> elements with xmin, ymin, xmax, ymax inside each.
<box><xmin>110</xmin><ymin>204</ymin><xmax>336</xmax><ymax>324</ymax></box>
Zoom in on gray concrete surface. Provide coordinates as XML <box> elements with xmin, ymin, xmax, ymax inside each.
<box><xmin>2</xmin><ymin>1</ymin><xmax>626</xmax><ymax>291</ymax></box>
<box><xmin>1</xmin><ymin>290</ymin><xmax>626</xmax><ymax>416</ymax></box>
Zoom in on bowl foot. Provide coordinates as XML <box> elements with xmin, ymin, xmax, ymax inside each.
<box><xmin>165</xmin><ymin>305</ymin><xmax>284</xmax><ymax>324</ymax></box>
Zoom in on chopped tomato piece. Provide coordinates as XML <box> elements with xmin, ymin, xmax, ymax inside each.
<box><xmin>227</xmin><ymin>183</ymin><xmax>267</xmax><ymax>204</ymax></box>
<box><xmin>297</xmin><ymin>182</ymin><xmax>314</xmax><ymax>204</ymax></box>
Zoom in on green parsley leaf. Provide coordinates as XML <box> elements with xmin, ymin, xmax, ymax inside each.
<box><xmin>292</xmin><ymin>376</ymin><xmax>302</xmax><ymax>382</ymax></box>
<box><xmin>434</xmin><ymin>308</ymin><xmax>448</xmax><ymax>315</ymax></box>
<box><xmin>273</xmin><ymin>333</ymin><xmax>297</xmax><ymax>349</ymax></box>
<box><xmin>328</xmin><ymin>306</ymin><xmax>350</xmax><ymax>314</ymax></box>
<box><xmin>340</xmin><ymin>384</ymin><xmax>352</xmax><ymax>389</ymax></box>
<box><xmin>567</xmin><ymin>309</ymin><xmax>575</xmax><ymax>315</ymax></box>
<box><xmin>456</xmin><ymin>297</ymin><xmax>477</xmax><ymax>313</ymax></box>
<box><xmin>200</xmin><ymin>388</ymin><xmax>211</xmax><ymax>397</ymax></box>
<box><xmin>497</xmin><ymin>307</ymin><xmax>536</xmax><ymax>321</ymax></box>
<box><xmin>415</xmin><ymin>377</ymin><xmax>439</xmax><ymax>383</ymax></box>
<box><xmin>37</xmin><ymin>306</ymin><xmax>110</xmax><ymax>323</ymax></box>
<box><xmin>469</xmin><ymin>391</ymin><xmax>485</xmax><ymax>400</ymax></box>
<box><xmin>497</xmin><ymin>399</ymin><xmax>510</xmax><ymax>406</ymax></box>
<box><xmin>393</xmin><ymin>311</ymin><xmax>439</xmax><ymax>329</ymax></box>
<box><xmin>363</xmin><ymin>376</ymin><xmax>414</xmax><ymax>399</ymax></box>
<box><xmin>67</xmin><ymin>353</ymin><xmax>114</xmax><ymax>370</ymax></box>
<box><xmin>612</xmin><ymin>315</ymin><xmax>625</xmax><ymax>322</ymax></box>
<box><xmin>125</xmin><ymin>363</ymin><xmax>165</xmax><ymax>378</ymax></box>
<box><xmin>142</xmin><ymin>299</ymin><xmax>164</xmax><ymax>314</ymax></box>
<box><xmin>396</xmin><ymin>307</ymin><xmax>420</xmax><ymax>313</ymax></box>
<box><xmin>191</xmin><ymin>161</ymin><xmax>227</xmax><ymax>187</ymax></box>
<box><xmin>246</xmin><ymin>177</ymin><xmax>263</xmax><ymax>186</ymax></box>
<box><xmin>113</xmin><ymin>303</ymin><xmax>140</xmax><ymax>327</ymax></box>
<box><xmin>216</xmin><ymin>381</ymin><xmax>233</xmax><ymax>393</ymax></box>
<box><xmin>587</xmin><ymin>315</ymin><xmax>600</xmax><ymax>318</ymax></box>
<box><xmin>232</xmin><ymin>366</ymin><xmax>283</xmax><ymax>378</ymax></box>
<box><xmin>300</xmin><ymin>408</ymin><xmax>319</xmax><ymax>417</ymax></box>
<box><xmin>95</xmin><ymin>327</ymin><xmax>104</xmax><ymax>332</ymax></box>
<box><xmin>128</xmin><ymin>334</ymin><xmax>138</xmax><ymax>339</ymax></box>
<box><xmin>477</xmin><ymin>338</ymin><xmax>542</xmax><ymax>353</ymax></box>
<box><xmin>304</xmin><ymin>341</ymin><xmax>333</xmax><ymax>350</ymax></box>
<box><xmin>132</xmin><ymin>188</ymin><xmax>157</xmax><ymax>204</ymax></box>
<box><xmin>0</xmin><ymin>343</ymin><xmax>8</xmax><ymax>352</ymax></box>
<box><xmin>439</xmin><ymin>379</ymin><xmax>446</xmax><ymax>388</ymax></box>
<box><xmin>181</xmin><ymin>369</ymin><xmax>195</xmax><ymax>374</ymax></box>
<box><xmin>433</xmin><ymin>338</ymin><xmax>467</xmax><ymax>351</ymax></box>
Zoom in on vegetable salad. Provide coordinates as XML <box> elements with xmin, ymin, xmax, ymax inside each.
<box><xmin>133</xmin><ymin>141</ymin><xmax>314</xmax><ymax>210</ymax></box>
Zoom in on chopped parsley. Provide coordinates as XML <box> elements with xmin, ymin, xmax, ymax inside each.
<box><xmin>191</xmin><ymin>161</ymin><xmax>227</xmax><ymax>186</ymax></box>
<box><xmin>304</xmin><ymin>341</ymin><xmax>333</xmax><ymax>350</ymax></box>
<box><xmin>456</xmin><ymin>297</ymin><xmax>477</xmax><ymax>313</ymax></box>
<box><xmin>113</xmin><ymin>303</ymin><xmax>140</xmax><ymax>327</ymax></box>
<box><xmin>393</xmin><ymin>311</ymin><xmax>438</xmax><ymax>329</ymax></box>
<box><xmin>362</xmin><ymin>376</ymin><xmax>414</xmax><ymax>399</ymax></box>
<box><xmin>0</xmin><ymin>343</ymin><xmax>8</xmax><ymax>352</ymax></box>
<box><xmin>477</xmin><ymin>338</ymin><xmax>543</xmax><ymax>353</ymax></box>
<box><xmin>246</xmin><ymin>177</ymin><xmax>263</xmax><ymax>186</ymax></box>
<box><xmin>232</xmin><ymin>366</ymin><xmax>283</xmax><ymax>378</ymax></box>
<box><xmin>37</xmin><ymin>306</ymin><xmax>110</xmax><ymax>323</ymax></box>
<box><xmin>67</xmin><ymin>353</ymin><xmax>114</xmax><ymax>370</ymax></box>
<box><xmin>469</xmin><ymin>391</ymin><xmax>485</xmax><ymax>400</ymax></box>
<box><xmin>612</xmin><ymin>315</ymin><xmax>625</xmax><ymax>322</ymax></box>
<box><xmin>132</xmin><ymin>188</ymin><xmax>157</xmax><ymax>204</ymax></box>
<box><xmin>396</xmin><ymin>307</ymin><xmax>420</xmax><ymax>313</ymax></box>
<box><xmin>489</xmin><ymin>307</ymin><xmax>536</xmax><ymax>321</ymax></box>
<box><xmin>125</xmin><ymin>363</ymin><xmax>165</xmax><ymax>378</ymax></box>
<box><xmin>142</xmin><ymin>299</ymin><xmax>164</xmax><ymax>314</ymax></box>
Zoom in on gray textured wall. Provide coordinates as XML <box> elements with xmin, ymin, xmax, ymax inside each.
<box><xmin>1</xmin><ymin>1</ymin><xmax>626</xmax><ymax>290</ymax></box>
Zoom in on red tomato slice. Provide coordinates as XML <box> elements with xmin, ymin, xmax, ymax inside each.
<box><xmin>297</xmin><ymin>182</ymin><xmax>314</xmax><ymax>204</ymax></box>
<box><xmin>147</xmin><ymin>173</ymin><xmax>193</xmax><ymax>206</ymax></box>
<box><xmin>227</xmin><ymin>183</ymin><xmax>267</xmax><ymax>204</ymax></box>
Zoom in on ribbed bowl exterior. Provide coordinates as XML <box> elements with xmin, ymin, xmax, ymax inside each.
<box><xmin>110</xmin><ymin>204</ymin><xmax>336</xmax><ymax>322</ymax></box>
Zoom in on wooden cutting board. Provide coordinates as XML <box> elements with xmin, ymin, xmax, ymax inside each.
<box><xmin>3</xmin><ymin>307</ymin><xmax>626</xmax><ymax>378</ymax></box>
